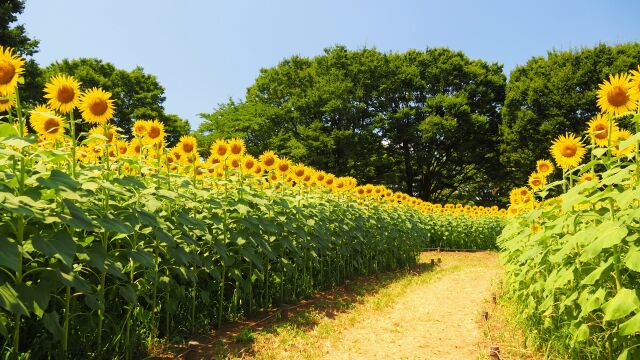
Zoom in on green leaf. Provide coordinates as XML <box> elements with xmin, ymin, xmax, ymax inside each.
<box><xmin>617</xmin><ymin>349</ymin><xmax>629</xmax><ymax>360</ymax></box>
<box><xmin>0</xmin><ymin>283</ymin><xmax>29</xmax><ymax>316</ymax></box>
<box><xmin>36</xmin><ymin>169</ymin><xmax>80</xmax><ymax>191</ymax></box>
<box><xmin>0</xmin><ymin>123</ymin><xmax>18</xmax><ymax>138</ymax></box>
<box><xmin>624</xmin><ymin>246</ymin><xmax>640</xmax><ymax>272</ymax></box>
<box><xmin>118</xmin><ymin>284</ymin><xmax>137</xmax><ymax>305</ymax></box>
<box><xmin>61</xmin><ymin>199</ymin><xmax>95</xmax><ymax>231</ymax></box>
<box><xmin>96</xmin><ymin>216</ymin><xmax>133</xmax><ymax>234</ymax></box>
<box><xmin>602</xmin><ymin>288</ymin><xmax>640</xmax><ymax>322</ymax></box>
<box><xmin>574</xmin><ymin>323</ymin><xmax>589</xmax><ymax>342</ymax></box>
<box><xmin>32</xmin><ymin>231</ymin><xmax>77</xmax><ymax>268</ymax></box>
<box><xmin>0</xmin><ymin>233</ymin><xmax>20</xmax><ymax>272</ymax></box>
<box><xmin>581</xmin><ymin>259</ymin><xmax>612</xmax><ymax>285</ymax></box>
<box><xmin>15</xmin><ymin>283</ymin><xmax>50</xmax><ymax>318</ymax></box>
<box><xmin>619</xmin><ymin>312</ymin><xmax>640</xmax><ymax>336</ymax></box>
<box><xmin>42</xmin><ymin>311</ymin><xmax>63</xmax><ymax>340</ymax></box>
<box><xmin>580</xmin><ymin>222</ymin><xmax>627</xmax><ymax>261</ymax></box>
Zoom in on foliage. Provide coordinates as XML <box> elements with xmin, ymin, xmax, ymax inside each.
<box><xmin>500</xmin><ymin>43</ymin><xmax>640</xmax><ymax>188</ymax></box>
<box><xmin>198</xmin><ymin>46</ymin><xmax>507</xmax><ymax>205</ymax></box>
<box><xmin>499</xmin><ymin>67</ymin><xmax>640</xmax><ymax>359</ymax></box>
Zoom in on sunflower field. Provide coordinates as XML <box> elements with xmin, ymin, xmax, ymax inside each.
<box><xmin>499</xmin><ymin>69</ymin><xmax>640</xmax><ymax>359</ymax></box>
<box><xmin>0</xmin><ymin>46</ymin><xmax>505</xmax><ymax>358</ymax></box>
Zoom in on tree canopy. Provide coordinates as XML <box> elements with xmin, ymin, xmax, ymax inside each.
<box><xmin>198</xmin><ymin>46</ymin><xmax>506</xmax><ymax>204</ymax></box>
<box><xmin>500</xmin><ymin>43</ymin><xmax>640</xmax><ymax>186</ymax></box>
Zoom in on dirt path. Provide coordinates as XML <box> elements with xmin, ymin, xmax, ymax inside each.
<box><xmin>320</xmin><ymin>252</ymin><xmax>501</xmax><ymax>360</ymax></box>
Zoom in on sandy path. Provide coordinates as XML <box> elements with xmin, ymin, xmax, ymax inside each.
<box><xmin>320</xmin><ymin>252</ymin><xmax>501</xmax><ymax>360</ymax></box>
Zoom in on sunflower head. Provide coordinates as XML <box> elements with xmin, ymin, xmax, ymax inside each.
<box><xmin>587</xmin><ymin>115</ymin><xmax>618</xmax><ymax>147</ymax></box>
<box><xmin>530</xmin><ymin>223</ymin><xmax>542</xmax><ymax>234</ymax></box>
<box><xmin>115</xmin><ymin>140</ymin><xmax>129</xmax><ymax>156</ymax></box>
<box><xmin>579</xmin><ymin>172</ymin><xmax>597</xmax><ymax>183</ymax></box>
<box><xmin>44</xmin><ymin>74</ymin><xmax>81</xmax><ymax>113</ymax></box>
<box><xmin>528</xmin><ymin>172</ymin><xmax>546</xmax><ymax>190</ymax></box>
<box><xmin>242</xmin><ymin>155</ymin><xmax>256</xmax><ymax>173</ymax></box>
<box><xmin>29</xmin><ymin>104</ymin><xmax>65</xmax><ymax>141</ymax></box>
<box><xmin>228</xmin><ymin>138</ymin><xmax>246</xmax><ymax>156</ymax></box>
<box><xmin>535</xmin><ymin>159</ymin><xmax>554</xmax><ymax>177</ymax></box>
<box><xmin>0</xmin><ymin>46</ymin><xmax>25</xmax><ymax>96</ymax></box>
<box><xmin>79</xmin><ymin>87</ymin><xmax>115</xmax><ymax>124</ymax></box>
<box><xmin>597</xmin><ymin>73</ymin><xmax>639</xmax><ymax>116</ymax></box>
<box><xmin>145</xmin><ymin>119</ymin><xmax>165</xmax><ymax>144</ymax></box>
<box><xmin>128</xmin><ymin>138</ymin><xmax>143</xmax><ymax>156</ymax></box>
<box><xmin>550</xmin><ymin>133</ymin><xmax>586</xmax><ymax>170</ymax></box>
<box><xmin>260</xmin><ymin>150</ymin><xmax>277</xmax><ymax>170</ymax></box>
<box><xmin>292</xmin><ymin>163</ymin><xmax>306</xmax><ymax>179</ymax></box>
<box><xmin>228</xmin><ymin>156</ymin><xmax>242</xmax><ymax>169</ymax></box>
<box><xmin>0</xmin><ymin>97</ymin><xmax>15</xmax><ymax>113</ymax></box>
<box><xmin>89</xmin><ymin>126</ymin><xmax>117</xmax><ymax>144</ymax></box>
<box><xmin>178</xmin><ymin>135</ymin><xmax>197</xmax><ymax>156</ymax></box>
<box><xmin>276</xmin><ymin>156</ymin><xmax>290</xmax><ymax>174</ymax></box>
<box><xmin>253</xmin><ymin>164</ymin><xmax>263</xmax><ymax>176</ymax></box>
<box><xmin>133</xmin><ymin>120</ymin><xmax>149</xmax><ymax>138</ymax></box>
<box><xmin>613</xmin><ymin>128</ymin><xmax>635</xmax><ymax>157</ymax></box>
<box><xmin>211</xmin><ymin>139</ymin><xmax>229</xmax><ymax>159</ymax></box>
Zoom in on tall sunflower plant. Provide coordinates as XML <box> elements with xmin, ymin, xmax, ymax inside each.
<box><xmin>499</xmin><ymin>68</ymin><xmax>640</xmax><ymax>359</ymax></box>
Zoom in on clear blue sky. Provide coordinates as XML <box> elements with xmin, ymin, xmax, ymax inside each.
<box><xmin>18</xmin><ymin>0</ymin><xmax>640</xmax><ymax>129</ymax></box>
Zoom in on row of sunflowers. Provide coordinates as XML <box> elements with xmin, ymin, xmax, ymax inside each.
<box><xmin>499</xmin><ymin>69</ymin><xmax>640</xmax><ymax>359</ymax></box>
<box><xmin>0</xmin><ymin>45</ymin><xmax>504</xmax><ymax>358</ymax></box>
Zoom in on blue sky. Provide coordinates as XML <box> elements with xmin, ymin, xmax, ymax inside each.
<box><xmin>18</xmin><ymin>0</ymin><xmax>640</xmax><ymax>128</ymax></box>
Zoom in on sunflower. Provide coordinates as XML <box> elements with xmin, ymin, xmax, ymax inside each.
<box><xmin>43</xmin><ymin>74</ymin><xmax>81</xmax><ymax>113</ymax></box>
<box><xmin>145</xmin><ymin>119</ymin><xmax>165</xmax><ymax>144</ymax></box>
<box><xmin>587</xmin><ymin>115</ymin><xmax>618</xmax><ymax>147</ymax></box>
<box><xmin>177</xmin><ymin>135</ymin><xmax>197</xmax><ymax>157</ymax></box>
<box><xmin>88</xmin><ymin>126</ymin><xmax>117</xmax><ymax>144</ymax></box>
<box><xmin>133</xmin><ymin>120</ymin><xmax>148</xmax><ymax>138</ymax></box>
<box><xmin>29</xmin><ymin>105</ymin><xmax>65</xmax><ymax>141</ymax></box>
<box><xmin>228</xmin><ymin>155</ymin><xmax>242</xmax><ymax>170</ymax></box>
<box><xmin>613</xmin><ymin>128</ymin><xmax>635</xmax><ymax>157</ymax></box>
<box><xmin>0</xmin><ymin>46</ymin><xmax>25</xmax><ymax>96</ymax></box>
<box><xmin>596</xmin><ymin>73</ymin><xmax>638</xmax><ymax>116</ymax></box>
<box><xmin>579</xmin><ymin>172</ymin><xmax>597</xmax><ymax>183</ymax></box>
<box><xmin>314</xmin><ymin>171</ymin><xmax>326</xmax><ymax>185</ymax></box>
<box><xmin>530</xmin><ymin>223</ymin><xmax>542</xmax><ymax>234</ymax></box>
<box><xmin>228</xmin><ymin>138</ymin><xmax>246</xmax><ymax>156</ymax></box>
<box><xmin>259</xmin><ymin>150</ymin><xmax>277</xmax><ymax>171</ymax></box>
<box><xmin>79</xmin><ymin>87</ymin><xmax>115</xmax><ymax>124</ymax></box>
<box><xmin>275</xmin><ymin>156</ymin><xmax>290</xmax><ymax>175</ymax></box>
<box><xmin>292</xmin><ymin>163</ymin><xmax>306</xmax><ymax>179</ymax></box>
<box><xmin>241</xmin><ymin>155</ymin><xmax>256</xmax><ymax>173</ymax></box>
<box><xmin>528</xmin><ymin>172</ymin><xmax>546</xmax><ymax>190</ymax></box>
<box><xmin>630</xmin><ymin>65</ymin><xmax>640</xmax><ymax>97</ymax></box>
<box><xmin>324</xmin><ymin>174</ymin><xmax>335</xmax><ymax>188</ymax></box>
<box><xmin>535</xmin><ymin>159</ymin><xmax>554</xmax><ymax>177</ymax></box>
<box><xmin>0</xmin><ymin>95</ymin><xmax>15</xmax><ymax>112</ymax></box>
<box><xmin>253</xmin><ymin>164</ymin><xmax>263</xmax><ymax>177</ymax></box>
<box><xmin>211</xmin><ymin>139</ymin><xmax>229</xmax><ymax>159</ymax></box>
<box><xmin>128</xmin><ymin>138</ymin><xmax>143</xmax><ymax>157</ymax></box>
<box><xmin>115</xmin><ymin>140</ymin><xmax>129</xmax><ymax>156</ymax></box>
<box><xmin>550</xmin><ymin>133</ymin><xmax>586</xmax><ymax>170</ymax></box>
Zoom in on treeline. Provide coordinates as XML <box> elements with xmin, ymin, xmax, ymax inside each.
<box><xmin>197</xmin><ymin>43</ymin><xmax>640</xmax><ymax>205</ymax></box>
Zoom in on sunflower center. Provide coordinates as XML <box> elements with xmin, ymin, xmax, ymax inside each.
<box><xmin>134</xmin><ymin>144</ymin><xmax>141</xmax><ymax>153</ymax></box>
<box><xmin>43</xmin><ymin>118</ymin><xmax>60</xmax><ymax>134</ymax></box>
<box><xmin>231</xmin><ymin>158</ymin><xmax>240</xmax><ymax>168</ymax></box>
<box><xmin>56</xmin><ymin>85</ymin><xmax>76</xmax><ymax>103</ymax></box>
<box><xmin>263</xmin><ymin>156</ymin><xmax>275</xmax><ymax>166</ymax></box>
<box><xmin>607</xmin><ymin>86</ymin><xmax>629</xmax><ymax>107</ymax></box>
<box><xmin>216</xmin><ymin>144</ymin><xmax>227</xmax><ymax>156</ymax></box>
<box><xmin>561</xmin><ymin>143</ymin><xmax>577</xmax><ymax>157</ymax></box>
<box><xmin>89</xmin><ymin>98</ymin><xmax>108</xmax><ymax>116</ymax></box>
<box><xmin>182</xmin><ymin>142</ymin><xmax>194</xmax><ymax>154</ymax></box>
<box><xmin>119</xmin><ymin>145</ymin><xmax>127</xmax><ymax>154</ymax></box>
<box><xmin>148</xmin><ymin>125</ymin><xmax>161</xmax><ymax>139</ymax></box>
<box><xmin>278</xmin><ymin>162</ymin><xmax>289</xmax><ymax>172</ymax></box>
<box><xmin>594</xmin><ymin>124</ymin><xmax>608</xmax><ymax>139</ymax></box>
<box><xmin>532</xmin><ymin>179</ymin><xmax>541</xmax><ymax>187</ymax></box>
<box><xmin>230</xmin><ymin>143</ymin><xmax>242</xmax><ymax>154</ymax></box>
<box><xmin>244</xmin><ymin>159</ymin><xmax>254</xmax><ymax>169</ymax></box>
<box><xmin>0</xmin><ymin>60</ymin><xmax>16</xmax><ymax>85</ymax></box>
<box><xmin>295</xmin><ymin>168</ymin><xmax>304</xmax><ymax>177</ymax></box>
<box><xmin>539</xmin><ymin>164</ymin><xmax>549</xmax><ymax>172</ymax></box>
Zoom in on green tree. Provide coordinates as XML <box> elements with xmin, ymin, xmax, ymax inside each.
<box><xmin>0</xmin><ymin>0</ymin><xmax>43</xmax><ymax>104</ymax></box>
<box><xmin>42</xmin><ymin>58</ymin><xmax>190</xmax><ymax>144</ymax></box>
<box><xmin>500</xmin><ymin>43</ymin><xmax>640</xmax><ymax>187</ymax></box>
<box><xmin>198</xmin><ymin>46</ymin><xmax>506</xmax><ymax>204</ymax></box>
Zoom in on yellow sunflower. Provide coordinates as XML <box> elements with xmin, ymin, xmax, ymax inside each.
<box><xmin>228</xmin><ymin>138</ymin><xmax>246</xmax><ymax>156</ymax></box>
<box><xmin>613</xmin><ymin>128</ymin><xmax>635</xmax><ymax>157</ymax></box>
<box><xmin>587</xmin><ymin>115</ymin><xmax>618</xmax><ymax>147</ymax></box>
<box><xmin>145</xmin><ymin>119</ymin><xmax>165</xmax><ymax>144</ymax></box>
<box><xmin>133</xmin><ymin>120</ymin><xmax>148</xmax><ymax>138</ymax></box>
<box><xmin>128</xmin><ymin>138</ymin><xmax>143</xmax><ymax>157</ymax></box>
<box><xmin>259</xmin><ymin>150</ymin><xmax>277</xmax><ymax>170</ymax></box>
<box><xmin>550</xmin><ymin>133</ymin><xmax>586</xmax><ymax>170</ymax></box>
<box><xmin>43</xmin><ymin>74</ymin><xmax>81</xmax><ymax>113</ymax></box>
<box><xmin>79</xmin><ymin>87</ymin><xmax>115</xmax><ymax>124</ymax></box>
<box><xmin>528</xmin><ymin>172</ymin><xmax>546</xmax><ymax>190</ymax></box>
<box><xmin>241</xmin><ymin>155</ymin><xmax>257</xmax><ymax>174</ymax></box>
<box><xmin>275</xmin><ymin>156</ymin><xmax>290</xmax><ymax>175</ymax></box>
<box><xmin>530</xmin><ymin>223</ymin><xmax>542</xmax><ymax>234</ymax></box>
<box><xmin>596</xmin><ymin>73</ymin><xmax>639</xmax><ymax>116</ymax></box>
<box><xmin>0</xmin><ymin>46</ymin><xmax>25</xmax><ymax>96</ymax></box>
<box><xmin>579</xmin><ymin>172</ymin><xmax>597</xmax><ymax>183</ymax></box>
<box><xmin>228</xmin><ymin>155</ymin><xmax>242</xmax><ymax>170</ymax></box>
<box><xmin>88</xmin><ymin>126</ymin><xmax>117</xmax><ymax>144</ymax></box>
<box><xmin>115</xmin><ymin>140</ymin><xmax>129</xmax><ymax>156</ymax></box>
<box><xmin>535</xmin><ymin>159</ymin><xmax>554</xmax><ymax>177</ymax></box>
<box><xmin>29</xmin><ymin>105</ymin><xmax>65</xmax><ymax>141</ymax></box>
<box><xmin>177</xmin><ymin>135</ymin><xmax>197</xmax><ymax>157</ymax></box>
<box><xmin>211</xmin><ymin>139</ymin><xmax>229</xmax><ymax>160</ymax></box>
<box><xmin>324</xmin><ymin>174</ymin><xmax>335</xmax><ymax>188</ymax></box>
<box><xmin>630</xmin><ymin>65</ymin><xmax>640</xmax><ymax>97</ymax></box>
<box><xmin>0</xmin><ymin>95</ymin><xmax>15</xmax><ymax>112</ymax></box>
<box><xmin>292</xmin><ymin>163</ymin><xmax>306</xmax><ymax>180</ymax></box>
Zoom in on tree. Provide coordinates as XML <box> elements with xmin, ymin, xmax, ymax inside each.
<box><xmin>42</xmin><ymin>58</ymin><xmax>190</xmax><ymax>144</ymax></box>
<box><xmin>198</xmin><ymin>46</ymin><xmax>506</xmax><ymax>204</ymax></box>
<box><xmin>0</xmin><ymin>0</ymin><xmax>43</xmax><ymax>104</ymax></box>
<box><xmin>500</xmin><ymin>43</ymin><xmax>640</xmax><ymax>187</ymax></box>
